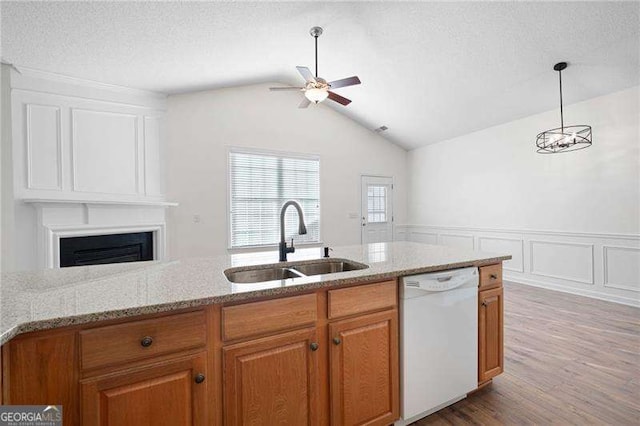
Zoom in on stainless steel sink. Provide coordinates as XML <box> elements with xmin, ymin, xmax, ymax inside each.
<box><xmin>293</xmin><ymin>260</ymin><xmax>367</xmax><ymax>276</ymax></box>
<box><xmin>224</xmin><ymin>258</ymin><xmax>369</xmax><ymax>283</ymax></box>
<box><xmin>224</xmin><ymin>267</ymin><xmax>306</xmax><ymax>284</ymax></box>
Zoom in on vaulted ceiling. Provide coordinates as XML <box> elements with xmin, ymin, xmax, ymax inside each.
<box><xmin>2</xmin><ymin>1</ymin><xmax>638</xmax><ymax>149</ymax></box>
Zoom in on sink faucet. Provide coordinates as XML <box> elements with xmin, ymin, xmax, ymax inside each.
<box><xmin>279</xmin><ymin>200</ymin><xmax>308</xmax><ymax>262</ymax></box>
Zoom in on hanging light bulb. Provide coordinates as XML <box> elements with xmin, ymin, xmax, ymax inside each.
<box><xmin>304</xmin><ymin>87</ymin><xmax>329</xmax><ymax>103</ymax></box>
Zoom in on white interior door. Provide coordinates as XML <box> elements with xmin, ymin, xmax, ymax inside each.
<box><xmin>361</xmin><ymin>176</ymin><xmax>394</xmax><ymax>244</ymax></box>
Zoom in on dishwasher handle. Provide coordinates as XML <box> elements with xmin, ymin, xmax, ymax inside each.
<box><xmin>402</xmin><ymin>268</ymin><xmax>478</xmax><ymax>292</ymax></box>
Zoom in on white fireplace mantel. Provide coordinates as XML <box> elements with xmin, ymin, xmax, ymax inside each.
<box><xmin>26</xmin><ymin>199</ymin><xmax>174</xmax><ymax>269</ymax></box>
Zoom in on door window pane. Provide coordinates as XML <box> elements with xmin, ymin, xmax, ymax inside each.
<box><xmin>367</xmin><ymin>185</ymin><xmax>387</xmax><ymax>223</ymax></box>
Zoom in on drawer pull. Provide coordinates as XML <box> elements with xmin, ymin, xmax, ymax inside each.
<box><xmin>490</xmin><ymin>274</ymin><xmax>498</xmax><ymax>280</ymax></box>
<box><xmin>333</xmin><ymin>337</ymin><xmax>342</xmax><ymax>345</ymax></box>
<box><xmin>310</xmin><ymin>342</ymin><xmax>319</xmax><ymax>351</ymax></box>
<box><xmin>140</xmin><ymin>336</ymin><xmax>153</xmax><ymax>347</ymax></box>
<box><xmin>194</xmin><ymin>373</ymin><xmax>205</xmax><ymax>384</ymax></box>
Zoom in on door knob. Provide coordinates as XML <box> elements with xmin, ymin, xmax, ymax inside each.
<box><xmin>194</xmin><ymin>374</ymin><xmax>205</xmax><ymax>384</ymax></box>
<box><xmin>333</xmin><ymin>337</ymin><xmax>341</xmax><ymax>345</ymax></box>
<box><xmin>310</xmin><ymin>342</ymin><xmax>319</xmax><ymax>351</ymax></box>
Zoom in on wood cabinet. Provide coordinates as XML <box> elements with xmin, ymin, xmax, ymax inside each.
<box><xmin>478</xmin><ymin>278</ymin><xmax>504</xmax><ymax>383</ymax></box>
<box><xmin>81</xmin><ymin>353</ymin><xmax>208</xmax><ymax>426</ymax></box>
<box><xmin>223</xmin><ymin>328</ymin><xmax>320</xmax><ymax>425</ymax></box>
<box><xmin>1</xmin><ymin>269</ymin><xmax>504</xmax><ymax>424</ymax></box>
<box><xmin>2</xmin><ymin>330</ymin><xmax>79</xmax><ymax>425</ymax></box>
<box><xmin>329</xmin><ymin>310</ymin><xmax>399</xmax><ymax>426</ymax></box>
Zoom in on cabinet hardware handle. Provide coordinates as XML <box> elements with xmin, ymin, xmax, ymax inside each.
<box><xmin>140</xmin><ymin>336</ymin><xmax>153</xmax><ymax>347</ymax></box>
<box><xmin>333</xmin><ymin>337</ymin><xmax>341</xmax><ymax>345</ymax></box>
<box><xmin>310</xmin><ymin>342</ymin><xmax>319</xmax><ymax>351</ymax></box>
<box><xmin>481</xmin><ymin>301</ymin><xmax>488</xmax><ymax>307</ymax></box>
<box><xmin>490</xmin><ymin>274</ymin><xmax>498</xmax><ymax>280</ymax></box>
<box><xmin>194</xmin><ymin>373</ymin><xmax>205</xmax><ymax>384</ymax></box>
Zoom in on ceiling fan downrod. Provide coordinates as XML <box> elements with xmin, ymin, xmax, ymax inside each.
<box><xmin>310</xmin><ymin>26</ymin><xmax>323</xmax><ymax>78</ymax></box>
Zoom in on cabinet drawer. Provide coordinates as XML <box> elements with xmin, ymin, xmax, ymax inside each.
<box><xmin>80</xmin><ymin>311</ymin><xmax>206</xmax><ymax>370</ymax></box>
<box><xmin>479</xmin><ymin>263</ymin><xmax>502</xmax><ymax>289</ymax></box>
<box><xmin>222</xmin><ymin>293</ymin><xmax>317</xmax><ymax>341</ymax></box>
<box><xmin>328</xmin><ymin>280</ymin><xmax>397</xmax><ymax>319</ymax></box>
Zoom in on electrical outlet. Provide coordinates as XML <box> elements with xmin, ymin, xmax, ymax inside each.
<box><xmin>348</xmin><ymin>212</ymin><xmax>359</xmax><ymax>219</ymax></box>
<box><xmin>193</xmin><ymin>214</ymin><xmax>201</xmax><ymax>223</ymax></box>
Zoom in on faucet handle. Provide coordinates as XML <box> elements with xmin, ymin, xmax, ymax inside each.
<box><xmin>324</xmin><ymin>247</ymin><xmax>333</xmax><ymax>258</ymax></box>
<box><xmin>289</xmin><ymin>238</ymin><xmax>295</xmax><ymax>253</ymax></box>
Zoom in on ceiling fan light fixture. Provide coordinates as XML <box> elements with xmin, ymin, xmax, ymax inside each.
<box><xmin>304</xmin><ymin>87</ymin><xmax>329</xmax><ymax>103</ymax></box>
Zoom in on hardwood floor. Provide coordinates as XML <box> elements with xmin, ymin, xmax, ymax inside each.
<box><xmin>414</xmin><ymin>281</ymin><xmax>640</xmax><ymax>425</ymax></box>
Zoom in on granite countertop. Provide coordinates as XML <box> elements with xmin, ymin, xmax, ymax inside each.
<box><xmin>0</xmin><ymin>241</ymin><xmax>511</xmax><ymax>345</ymax></box>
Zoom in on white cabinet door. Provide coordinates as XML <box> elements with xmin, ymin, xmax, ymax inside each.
<box><xmin>361</xmin><ymin>176</ymin><xmax>394</xmax><ymax>244</ymax></box>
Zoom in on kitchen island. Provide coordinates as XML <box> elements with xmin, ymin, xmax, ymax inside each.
<box><xmin>0</xmin><ymin>241</ymin><xmax>510</xmax><ymax>425</ymax></box>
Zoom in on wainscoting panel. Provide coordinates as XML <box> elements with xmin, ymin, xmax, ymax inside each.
<box><xmin>530</xmin><ymin>240</ymin><xmax>594</xmax><ymax>285</ymax></box>
<box><xmin>72</xmin><ymin>109</ymin><xmax>139</xmax><ymax>195</ymax></box>
<box><xmin>604</xmin><ymin>246</ymin><xmax>640</xmax><ymax>292</ymax></box>
<box><xmin>440</xmin><ymin>233</ymin><xmax>474</xmax><ymax>250</ymax></box>
<box><xmin>478</xmin><ymin>236</ymin><xmax>524</xmax><ymax>273</ymax></box>
<box><xmin>9</xmin><ymin>66</ymin><xmax>167</xmax><ymax>203</ymax></box>
<box><xmin>395</xmin><ymin>224</ymin><xmax>640</xmax><ymax>306</ymax></box>
<box><xmin>144</xmin><ymin>116</ymin><xmax>164</xmax><ymax>196</ymax></box>
<box><xmin>26</xmin><ymin>103</ymin><xmax>62</xmax><ymax>190</ymax></box>
<box><xmin>409</xmin><ymin>231</ymin><xmax>437</xmax><ymax>244</ymax></box>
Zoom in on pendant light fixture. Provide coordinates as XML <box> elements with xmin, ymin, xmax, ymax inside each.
<box><xmin>536</xmin><ymin>62</ymin><xmax>592</xmax><ymax>154</ymax></box>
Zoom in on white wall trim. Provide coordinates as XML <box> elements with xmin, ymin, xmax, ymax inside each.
<box><xmin>396</xmin><ymin>224</ymin><xmax>640</xmax><ymax>307</ymax></box>
<box><xmin>400</xmin><ymin>224</ymin><xmax>640</xmax><ymax>241</ymax></box>
<box><xmin>9</xmin><ymin>65</ymin><xmax>167</xmax><ymax>108</ymax></box>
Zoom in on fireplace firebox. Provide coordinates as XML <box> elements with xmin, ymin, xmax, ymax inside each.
<box><xmin>59</xmin><ymin>232</ymin><xmax>154</xmax><ymax>267</ymax></box>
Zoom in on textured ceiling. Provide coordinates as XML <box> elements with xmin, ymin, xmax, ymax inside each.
<box><xmin>1</xmin><ymin>1</ymin><xmax>638</xmax><ymax>149</ymax></box>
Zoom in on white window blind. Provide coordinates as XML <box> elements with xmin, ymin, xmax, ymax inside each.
<box><xmin>229</xmin><ymin>150</ymin><xmax>320</xmax><ymax>248</ymax></box>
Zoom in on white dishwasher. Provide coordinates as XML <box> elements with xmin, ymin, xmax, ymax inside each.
<box><xmin>395</xmin><ymin>267</ymin><xmax>478</xmax><ymax>425</ymax></box>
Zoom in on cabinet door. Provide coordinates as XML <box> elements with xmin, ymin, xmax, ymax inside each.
<box><xmin>4</xmin><ymin>331</ymin><xmax>78</xmax><ymax>425</ymax></box>
<box><xmin>479</xmin><ymin>287</ymin><xmax>504</xmax><ymax>383</ymax></box>
<box><xmin>81</xmin><ymin>353</ymin><xmax>208</xmax><ymax>426</ymax></box>
<box><xmin>329</xmin><ymin>310</ymin><xmax>399</xmax><ymax>426</ymax></box>
<box><xmin>223</xmin><ymin>328</ymin><xmax>320</xmax><ymax>425</ymax></box>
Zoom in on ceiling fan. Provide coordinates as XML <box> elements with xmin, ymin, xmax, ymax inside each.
<box><xmin>269</xmin><ymin>26</ymin><xmax>361</xmax><ymax>108</ymax></box>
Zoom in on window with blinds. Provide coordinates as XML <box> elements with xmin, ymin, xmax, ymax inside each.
<box><xmin>229</xmin><ymin>150</ymin><xmax>320</xmax><ymax>248</ymax></box>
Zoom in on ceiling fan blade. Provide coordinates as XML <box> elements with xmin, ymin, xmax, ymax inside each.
<box><xmin>298</xmin><ymin>97</ymin><xmax>311</xmax><ymax>109</ymax></box>
<box><xmin>296</xmin><ymin>66</ymin><xmax>316</xmax><ymax>82</ymax></box>
<box><xmin>329</xmin><ymin>76</ymin><xmax>361</xmax><ymax>89</ymax></box>
<box><xmin>269</xmin><ymin>87</ymin><xmax>303</xmax><ymax>91</ymax></box>
<box><xmin>327</xmin><ymin>91</ymin><xmax>352</xmax><ymax>106</ymax></box>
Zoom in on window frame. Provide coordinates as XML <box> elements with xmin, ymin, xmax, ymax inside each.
<box><xmin>226</xmin><ymin>146</ymin><xmax>322</xmax><ymax>252</ymax></box>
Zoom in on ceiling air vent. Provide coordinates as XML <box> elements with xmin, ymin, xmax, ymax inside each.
<box><xmin>374</xmin><ymin>125</ymin><xmax>388</xmax><ymax>133</ymax></box>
